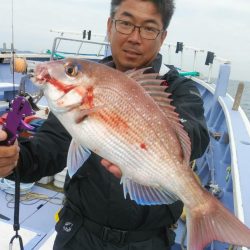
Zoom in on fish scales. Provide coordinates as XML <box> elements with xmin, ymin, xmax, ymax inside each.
<box><xmin>87</xmin><ymin>85</ymin><xmax>180</xmax><ymax>185</ymax></box>
<box><xmin>79</xmin><ymin>110</ymin><xmax>160</xmax><ymax>183</ymax></box>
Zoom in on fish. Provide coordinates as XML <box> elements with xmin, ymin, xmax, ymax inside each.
<box><xmin>33</xmin><ymin>58</ymin><xmax>250</xmax><ymax>250</ymax></box>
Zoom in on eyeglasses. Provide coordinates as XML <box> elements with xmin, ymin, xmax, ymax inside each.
<box><xmin>112</xmin><ymin>19</ymin><xmax>163</xmax><ymax>40</ymax></box>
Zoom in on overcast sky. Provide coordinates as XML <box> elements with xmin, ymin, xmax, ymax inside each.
<box><xmin>0</xmin><ymin>0</ymin><xmax>249</xmax><ymax>81</ymax></box>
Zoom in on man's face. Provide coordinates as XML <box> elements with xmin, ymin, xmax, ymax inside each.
<box><xmin>107</xmin><ymin>0</ymin><xmax>167</xmax><ymax>72</ymax></box>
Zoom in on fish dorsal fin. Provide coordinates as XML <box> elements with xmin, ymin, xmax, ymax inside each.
<box><xmin>126</xmin><ymin>67</ymin><xmax>159</xmax><ymax>81</ymax></box>
<box><xmin>67</xmin><ymin>139</ymin><xmax>91</xmax><ymax>178</ymax></box>
<box><xmin>126</xmin><ymin>68</ymin><xmax>191</xmax><ymax>165</ymax></box>
<box><xmin>157</xmin><ymin>103</ymin><xmax>191</xmax><ymax>165</ymax></box>
<box><xmin>121</xmin><ymin>177</ymin><xmax>178</xmax><ymax>205</ymax></box>
<box><xmin>174</xmin><ymin>123</ymin><xmax>191</xmax><ymax>165</ymax></box>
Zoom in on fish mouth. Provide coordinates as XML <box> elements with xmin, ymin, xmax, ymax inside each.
<box><xmin>34</xmin><ymin>64</ymin><xmax>51</xmax><ymax>85</ymax></box>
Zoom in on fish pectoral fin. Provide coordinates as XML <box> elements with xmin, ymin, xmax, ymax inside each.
<box><xmin>75</xmin><ymin>105</ymin><xmax>104</xmax><ymax>124</ymax></box>
<box><xmin>121</xmin><ymin>177</ymin><xmax>178</xmax><ymax>205</ymax></box>
<box><xmin>67</xmin><ymin>139</ymin><xmax>91</xmax><ymax>178</ymax></box>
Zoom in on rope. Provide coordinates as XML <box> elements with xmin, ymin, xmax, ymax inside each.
<box><xmin>5</xmin><ymin>192</ymin><xmax>63</xmax><ymax>207</ymax></box>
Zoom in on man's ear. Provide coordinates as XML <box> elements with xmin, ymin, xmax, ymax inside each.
<box><xmin>107</xmin><ymin>17</ymin><xmax>112</xmax><ymax>41</ymax></box>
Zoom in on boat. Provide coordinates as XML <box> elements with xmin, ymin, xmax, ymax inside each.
<box><xmin>0</xmin><ymin>33</ymin><xmax>250</xmax><ymax>250</ymax></box>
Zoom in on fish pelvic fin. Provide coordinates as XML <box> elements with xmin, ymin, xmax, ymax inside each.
<box><xmin>67</xmin><ymin>139</ymin><xmax>91</xmax><ymax>178</ymax></box>
<box><xmin>186</xmin><ymin>193</ymin><xmax>250</xmax><ymax>250</ymax></box>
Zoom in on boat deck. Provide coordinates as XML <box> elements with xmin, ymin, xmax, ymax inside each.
<box><xmin>0</xmin><ymin>184</ymin><xmax>63</xmax><ymax>249</ymax></box>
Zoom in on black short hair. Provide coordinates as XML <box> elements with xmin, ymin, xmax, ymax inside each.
<box><xmin>110</xmin><ymin>0</ymin><xmax>175</xmax><ymax>30</ymax></box>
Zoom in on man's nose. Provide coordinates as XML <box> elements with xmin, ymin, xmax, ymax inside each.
<box><xmin>127</xmin><ymin>27</ymin><xmax>142</xmax><ymax>43</ymax></box>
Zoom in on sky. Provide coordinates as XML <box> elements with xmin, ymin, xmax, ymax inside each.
<box><xmin>0</xmin><ymin>0</ymin><xmax>250</xmax><ymax>81</ymax></box>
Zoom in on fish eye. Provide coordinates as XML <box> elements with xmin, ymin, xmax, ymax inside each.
<box><xmin>64</xmin><ymin>63</ymin><xmax>78</xmax><ymax>77</ymax></box>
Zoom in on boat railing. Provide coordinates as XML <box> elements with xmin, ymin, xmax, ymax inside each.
<box><xmin>49</xmin><ymin>36</ymin><xmax>111</xmax><ymax>61</ymax></box>
<box><xmin>162</xmin><ymin>42</ymin><xmax>231</xmax><ymax>83</ymax></box>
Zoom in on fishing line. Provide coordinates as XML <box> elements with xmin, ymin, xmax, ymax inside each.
<box><xmin>5</xmin><ymin>192</ymin><xmax>63</xmax><ymax>208</ymax></box>
<box><xmin>11</xmin><ymin>0</ymin><xmax>16</xmax><ymax>99</ymax></box>
<box><xmin>9</xmin><ymin>2</ymin><xmax>24</xmax><ymax>249</ymax></box>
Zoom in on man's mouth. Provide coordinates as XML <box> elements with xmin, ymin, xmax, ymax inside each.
<box><xmin>123</xmin><ymin>49</ymin><xmax>142</xmax><ymax>57</ymax></box>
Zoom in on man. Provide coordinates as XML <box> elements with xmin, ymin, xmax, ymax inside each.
<box><xmin>0</xmin><ymin>0</ymin><xmax>209</xmax><ymax>249</ymax></box>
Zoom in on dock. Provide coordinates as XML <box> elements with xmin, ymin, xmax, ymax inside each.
<box><xmin>0</xmin><ymin>53</ymin><xmax>51</xmax><ymax>60</ymax></box>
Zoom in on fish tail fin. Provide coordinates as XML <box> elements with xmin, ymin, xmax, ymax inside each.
<box><xmin>186</xmin><ymin>194</ymin><xmax>250</xmax><ymax>250</ymax></box>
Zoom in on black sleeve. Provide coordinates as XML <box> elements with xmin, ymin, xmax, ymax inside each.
<box><xmin>17</xmin><ymin>112</ymin><xmax>72</xmax><ymax>183</ymax></box>
<box><xmin>163</xmin><ymin>67</ymin><xmax>209</xmax><ymax>160</ymax></box>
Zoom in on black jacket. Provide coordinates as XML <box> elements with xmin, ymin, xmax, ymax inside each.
<box><xmin>17</xmin><ymin>54</ymin><xmax>209</xmax><ymax>234</ymax></box>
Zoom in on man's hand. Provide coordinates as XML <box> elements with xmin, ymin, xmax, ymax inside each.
<box><xmin>0</xmin><ymin>130</ymin><xmax>20</xmax><ymax>177</ymax></box>
<box><xmin>101</xmin><ymin>159</ymin><xmax>122</xmax><ymax>178</ymax></box>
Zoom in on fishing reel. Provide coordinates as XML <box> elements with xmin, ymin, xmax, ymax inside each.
<box><xmin>0</xmin><ymin>95</ymin><xmax>35</xmax><ymax>146</ymax></box>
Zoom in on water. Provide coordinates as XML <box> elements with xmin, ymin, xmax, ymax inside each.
<box><xmin>227</xmin><ymin>80</ymin><xmax>250</xmax><ymax>121</ymax></box>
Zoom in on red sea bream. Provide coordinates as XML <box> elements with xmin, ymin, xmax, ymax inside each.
<box><xmin>34</xmin><ymin>58</ymin><xmax>250</xmax><ymax>250</ymax></box>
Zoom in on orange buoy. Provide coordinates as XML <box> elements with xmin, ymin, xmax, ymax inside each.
<box><xmin>13</xmin><ymin>57</ymin><xmax>27</xmax><ymax>73</ymax></box>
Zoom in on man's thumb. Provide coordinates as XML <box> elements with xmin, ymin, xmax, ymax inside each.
<box><xmin>0</xmin><ymin>130</ymin><xmax>7</xmax><ymax>141</ymax></box>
